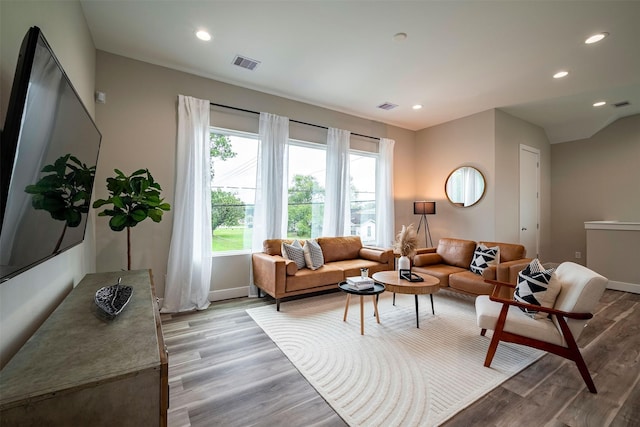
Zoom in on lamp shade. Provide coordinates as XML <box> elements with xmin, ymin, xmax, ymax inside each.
<box><xmin>414</xmin><ymin>201</ymin><xmax>436</xmax><ymax>215</ymax></box>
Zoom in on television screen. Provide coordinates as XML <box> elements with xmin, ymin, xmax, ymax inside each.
<box><xmin>0</xmin><ymin>26</ymin><xmax>102</xmax><ymax>282</ymax></box>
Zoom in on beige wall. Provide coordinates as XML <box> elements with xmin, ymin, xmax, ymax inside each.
<box><xmin>414</xmin><ymin>109</ymin><xmax>552</xmax><ymax>259</ymax></box>
<box><xmin>0</xmin><ymin>0</ymin><xmax>97</xmax><ymax>368</ymax></box>
<box><xmin>415</xmin><ymin>109</ymin><xmax>496</xmax><ymax>243</ymax></box>
<box><xmin>494</xmin><ymin>110</ymin><xmax>551</xmax><ymax>259</ymax></box>
<box><xmin>94</xmin><ymin>51</ymin><xmax>416</xmax><ymax>300</ymax></box>
<box><xmin>550</xmin><ymin>114</ymin><xmax>640</xmax><ymax>264</ymax></box>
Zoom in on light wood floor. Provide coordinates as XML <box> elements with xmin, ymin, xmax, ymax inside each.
<box><xmin>161</xmin><ymin>289</ymin><xmax>639</xmax><ymax>427</ymax></box>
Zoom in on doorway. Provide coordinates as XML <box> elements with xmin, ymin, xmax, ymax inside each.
<box><xmin>519</xmin><ymin>145</ymin><xmax>540</xmax><ymax>258</ymax></box>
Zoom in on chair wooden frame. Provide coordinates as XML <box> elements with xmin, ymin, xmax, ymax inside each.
<box><xmin>480</xmin><ymin>279</ymin><xmax>598</xmax><ymax>393</ymax></box>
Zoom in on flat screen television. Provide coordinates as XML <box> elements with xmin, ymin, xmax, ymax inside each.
<box><xmin>0</xmin><ymin>26</ymin><xmax>102</xmax><ymax>282</ymax></box>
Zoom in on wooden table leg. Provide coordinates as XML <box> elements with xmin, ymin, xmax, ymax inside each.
<box><xmin>343</xmin><ymin>294</ymin><xmax>350</xmax><ymax>321</ymax></box>
<box><xmin>359</xmin><ymin>295</ymin><xmax>364</xmax><ymax>335</ymax></box>
<box><xmin>372</xmin><ymin>295</ymin><xmax>380</xmax><ymax>324</ymax></box>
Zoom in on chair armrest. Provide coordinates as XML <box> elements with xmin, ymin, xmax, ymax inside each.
<box><xmin>485</xmin><ymin>278</ymin><xmax>518</xmax><ymax>301</ymax></box>
<box><xmin>252</xmin><ymin>253</ymin><xmax>288</xmax><ymax>297</ymax></box>
<box><xmin>415</xmin><ymin>247</ymin><xmax>437</xmax><ymax>255</ymax></box>
<box><xmin>360</xmin><ymin>246</ymin><xmax>393</xmax><ymax>265</ymax></box>
<box><xmin>413</xmin><ymin>253</ymin><xmax>443</xmax><ymax>267</ymax></box>
<box><xmin>485</xmin><ymin>285</ymin><xmax>593</xmax><ymax>320</ymax></box>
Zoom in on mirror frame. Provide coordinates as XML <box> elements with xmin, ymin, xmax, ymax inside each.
<box><xmin>444</xmin><ymin>166</ymin><xmax>486</xmax><ymax>208</ymax></box>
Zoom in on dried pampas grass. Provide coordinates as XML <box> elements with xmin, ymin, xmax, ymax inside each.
<box><xmin>394</xmin><ymin>224</ymin><xmax>418</xmax><ymax>257</ymax></box>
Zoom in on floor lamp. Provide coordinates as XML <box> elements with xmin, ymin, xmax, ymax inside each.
<box><xmin>414</xmin><ymin>201</ymin><xmax>436</xmax><ymax>248</ymax></box>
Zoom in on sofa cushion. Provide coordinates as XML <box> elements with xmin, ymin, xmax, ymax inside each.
<box><xmin>470</xmin><ymin>244</ymin><xmax>500</xmax><ymax>275</ymax></box>
<box><xmin>412</xmin><ymin>264</ymin><xmax>465</xmax><ymax>287</ymax></box>
<box><xmin>281</xmin><ymin>240</ymin><xmax>306</xmax><ymax>269</ymax></box>
<box><xmin>449</xmin><ymin>271</ymin><xmax>494</xmax><ymax>295</ymax></box>
<box><xmin>329</xmin><ymin>259</ymin><xmax>389</xmax><ymax>278</ymax></box>
<box><xmin>263</xmin><ymin>239</ymin><xmax>295</xmax><ymax>256</ymax></box>
<box><xmin>317</xmin><ymin>236</ymin><xmax>362</xmax><ymax>263</ymax></box>
<box><xmin>285</xmin><ymin>265</ymin><xmax>344</xmax><ymax>292</ymax></box>
<box><xmin>480</xmin><ymin>241</ymin><xmax>525</xmax><ymax>262</ymax></box>
<box><xmin>436</xmin><ymin>238</ymin><xmax>476</xmax><ymax>268</ymax></box>
<box><xmin>303</xmin><ymin>239</ymin><xmax>324</xmax><ymax>270</ymax></box>
<box><xmin>514</xmin><ymin>258</ymin><xmax>560</xmax><ymax>319</ymax></box>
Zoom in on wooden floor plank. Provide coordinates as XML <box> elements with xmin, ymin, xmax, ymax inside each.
<box><xmin>164</xmin><ymin>289</ymin><xmax>640</xmax><ymax>427</ymax></box>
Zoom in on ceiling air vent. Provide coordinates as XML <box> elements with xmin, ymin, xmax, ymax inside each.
<box><xmin>232</xmin><ymin>55</ymin><xmax>260</xmax><ymax>71</ymax></box>
<box><xmin>377</xmin><ymin>102</ymin><xmax>398</xmax><ymax>111</ymax></box>
<box><xmin>612</xmin><ymin>101</ymin><xmax>630</xmax><ymax>108</ymax></box>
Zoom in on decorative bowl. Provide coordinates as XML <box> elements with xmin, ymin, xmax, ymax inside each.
<box><xmin>95</xmin><ymin>278</ymin><xmax>133</xmax><ymax>316</ymax></box>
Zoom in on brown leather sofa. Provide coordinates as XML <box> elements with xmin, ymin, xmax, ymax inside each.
<box><xmin>252</xmin><ymin>236</ymin><xmax>394</xmax><ymax>310</ymax></box>
<box><xmin>411</xmin><ymin>238</ymin><xmax>531</xmax><ymax>297</ymax></box>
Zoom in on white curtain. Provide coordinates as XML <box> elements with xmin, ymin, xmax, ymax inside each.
<box><xmin>322</xmin><ymin>128</ymin><xmax>351</xmax><ymax>236</ymax></box>
<box><xmin>251</xmin><ymin>112</ymin><xmax>289</xmax><ymax>296</ymax></box>
<box><xmin>162</xmin><ymin>95</ymin><xmax>212</xmax><ymax>313</ymax></box>
<box><xmin>375</xmin><ymin>138</ymin><xmax>395</xmax><ymax>247</ymax></box>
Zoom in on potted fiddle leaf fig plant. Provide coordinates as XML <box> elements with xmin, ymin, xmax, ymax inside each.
<box><xmin>93</xmin><ymin>168</ymin><xmax>171</xmax><ymax>270</ymax></box>
<box><xmin>25</xmin><ymin>154</ymin><xmax>96</xmax><ymax>254</ymax></box>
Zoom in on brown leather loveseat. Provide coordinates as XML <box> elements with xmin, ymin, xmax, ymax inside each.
<box><xmin>252</xmin><ymin>236</ymin><xmax>394</xmax><ymax>310</ymax></box>
<box><xmin>411</xmin><ymin>238</ymin><xmax>531</xmax><ymax>297</ymax></box>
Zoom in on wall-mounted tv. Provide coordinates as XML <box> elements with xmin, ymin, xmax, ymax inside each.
<box><xmin>0</xmin><ymin>26</ymin><xmax>102</xmax><ymax>282</ymax></box>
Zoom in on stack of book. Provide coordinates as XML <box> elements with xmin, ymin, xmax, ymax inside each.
<box><xmin>346</xmin><ymin>276</ymin><xmax>374</xmax><ymax>290</ymax></box>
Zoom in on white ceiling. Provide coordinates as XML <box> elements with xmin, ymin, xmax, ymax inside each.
<box><xmin>80</xmin><ymin>0</ymin><xmax>640</xmax><ymax>143</ymax></box>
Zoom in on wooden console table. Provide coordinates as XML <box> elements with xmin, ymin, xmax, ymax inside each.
<box><xmin>0</xmin><ymin>269</ymin><xmax>168</xmax><ymax>426</ymax></box>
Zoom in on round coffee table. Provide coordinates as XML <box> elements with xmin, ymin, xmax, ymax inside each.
<box><xmin>338</xmin><ymin>282</ymin><xmax>386</xmax><ymax>335</ymax></box>
<box><xmin>372</xmin><ymin>271</ymin><xmax>440</xmax><ymax>328</ymax></box>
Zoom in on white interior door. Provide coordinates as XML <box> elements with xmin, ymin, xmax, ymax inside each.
<box><xmin>519</xmin><ymin>145</ymin><xmax>540</xmax><ymax>258</ymax></box>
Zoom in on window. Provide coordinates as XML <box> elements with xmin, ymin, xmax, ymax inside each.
<box><xmin>210</xmin><ymin>127</ymin><xmax>379</xmax><ymax>253</ymax></box>
<box><xmin>210</xmin><ymin>129</ymin><xmax>258</xmax><ymax>253</ymax></box>
<box><xmin>349</xmin><ymin>152</ymin><xmax>377</xmax><ymax>245</ymax></box>
<box><xmin>287</xmin><ymin>142</ymin><xmax>326</xmax><ymax>239</ymax></box>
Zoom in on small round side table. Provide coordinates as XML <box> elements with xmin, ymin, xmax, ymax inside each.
<box><xmin>338</xmin><ymin>282</ymin><xmax>386</xmax><ymax>335</ymax></box>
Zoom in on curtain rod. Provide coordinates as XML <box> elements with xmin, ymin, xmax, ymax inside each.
<box><xmin>210</xmin><ymin>102</ymin><xmax>380</xmax><ymax>141</ymax></box>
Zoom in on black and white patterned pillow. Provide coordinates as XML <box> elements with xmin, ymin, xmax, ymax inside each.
<box><xmin>514</xmin><ymin>258</ymin><xmax>559</xmax><ymax>318</ymax></box>
<box><xmin>470</xmin><ymin>244</ymin><xmax>500</xmax><ymax>275</ymax></box>
<box><xmin>281</xmin><ymin>240</ymin><xmax>306</xmax><ymax>269</ymax></box>
<box><xmin>303</xmin><ymin>239</ymin><xmax>325</xmax><ymax>270</ymax></box>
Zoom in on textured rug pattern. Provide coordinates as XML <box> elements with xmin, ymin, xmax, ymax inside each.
<box><xmin>247</xmin><ymin>291</ymin><xmax>543</xmax><ymax>427</ymax></box>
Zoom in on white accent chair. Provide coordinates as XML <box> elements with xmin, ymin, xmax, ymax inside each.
<box><xmin>475</xmin><ymin>262</ymin><xmax>608</xmax><ymax>393</ymax></box>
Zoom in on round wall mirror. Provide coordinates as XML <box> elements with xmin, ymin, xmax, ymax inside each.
<box><xmin>445</xmin><ymin>166</ymin><xmax>486</xmax><ymax>207</ymax></box>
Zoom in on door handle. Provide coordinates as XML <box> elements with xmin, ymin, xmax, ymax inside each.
<box><xmin>521</xmin><ymin>227</ymin><xmax>527</xmax><ymax>231</ymax></box>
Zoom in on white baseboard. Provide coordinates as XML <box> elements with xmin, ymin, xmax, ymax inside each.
<box><xmin>607</xmin><ymin>280</ymin><xmax>640</xmax><ymax>294</ymax></box>
<box><xmin>209</xmin><ymin>286</ymin><xmax>250</xmax><ymax>302</ymax></box>
<box><xmin>156</xmin><ymin>286</ymin><xmax>251</xmax><ymax>309</ymax></box>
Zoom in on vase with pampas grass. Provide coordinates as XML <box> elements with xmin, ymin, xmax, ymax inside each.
<box><xmin>394</xmin><ymin>224</ymin><xmax>418</xmax><ymax>276</ymax></box>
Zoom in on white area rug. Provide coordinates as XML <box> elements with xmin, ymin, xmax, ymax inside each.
<box><xmin>247</xmin><ymin>291</ymin><xmax>544</xmax><ymax>427</ymax></box>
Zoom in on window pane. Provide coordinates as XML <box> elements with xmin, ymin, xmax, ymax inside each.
<box><xmin>350</xmin><ymin>153</ymin><xmax>377</xmax><ymax>245</ymax></box>
<box><xmin>210</xmin><ymin>130</ymin><xmax>258</xmax><ymax>253</ymax></box>
<box><xmin>287</xmin><ymin>143</ymin><xmax>326</xmax><ymax>239</ymax></box>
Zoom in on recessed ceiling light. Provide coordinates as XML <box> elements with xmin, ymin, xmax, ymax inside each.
<box><xmin>553</xmin><ymin>70</ymin><xmax>569</xmax><ymax>79</ymax></box>
<box><xmin>585</xmin><ymin>32</ymin><xmax>608</xmax><ymax>44</ymax></box>
<box><xmin>593</xmin><ymin>101</ymin><xmax>606</xmax><ymax>107</ymax></box>
<box><xmin>412</xmin><ymin>104</ymin><xmax>423</xmax><ymax>110</ymax></box>
<box><xmin>196</xmin><ymin>30</ymin><xmax>211</xmax><ymax>41</ymax></box>
<box><xmin>393</xmin><ymin>32</ymin><xmax>408</xmax><ymax>42</ymax></box>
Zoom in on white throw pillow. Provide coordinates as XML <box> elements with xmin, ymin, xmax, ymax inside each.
<box><xmin>470</xmin><ymin>244</ymin><xmax>500</xmax><ymax>275</ymax></box>
<box><xmin>281</xmin><ymin>240</ymin><xmax>306</xmax><ymax>269</ymax></box>
<box><xmin>303</xmin><ymin>239</ymin><xmax>324</xmax><ymax>270</ymax></box>
<box><xmin>514</xmin><ymin>258</ymin><xmax>561</xmax><ymax>319</ymax></box>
